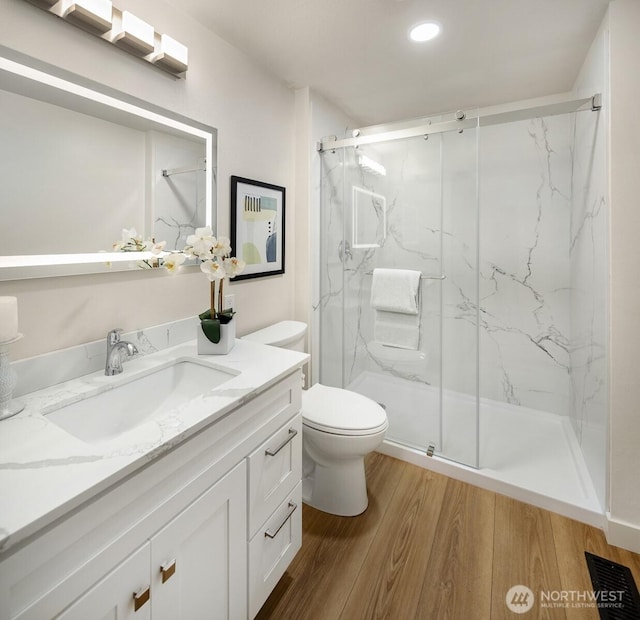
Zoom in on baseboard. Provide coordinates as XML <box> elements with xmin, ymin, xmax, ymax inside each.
<box><xmin>606</xmin><ymin>513</ymin><xmax>640</xmax><ymax>553</ymax></box>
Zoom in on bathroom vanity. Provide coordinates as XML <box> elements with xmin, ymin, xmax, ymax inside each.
<box><xmin>0</xmin><ymin>336</ymin><xmax>307</xmax><ymax>619</ymax></box>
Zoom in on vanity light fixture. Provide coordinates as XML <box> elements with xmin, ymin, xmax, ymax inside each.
<box><xmin>111</xmin><ymin>10</ymin><xmax>155</xmax><ymax>55</ymax></box>
<box><xmin>409</xmin><ymin>21</ymin><xmax>441</xmax><ymax>43</ymax></box>
<box><xmin>153</xmin><ymin>34</ymin><xmax>188</xmax><ymax>74</ymax></box>
<box><xmin>61</xmin><ymin>0</ymin><xmax>112</xmax><ymax>34</ymax></box>
<box><xmin>27</xmin><ymin>0</ymin><xmax>58</xmax><ymax>7</ymax></box>
<box><xmin>23</xmin><ymin>0</ymin><xmax>188</xmax><ymax>77</ymax></box>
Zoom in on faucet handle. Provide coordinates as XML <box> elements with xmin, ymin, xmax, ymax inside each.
<box><xmin>108</xmin><ymin>329</ymin><xmax>123</xmax><ymax>345</ymax></box>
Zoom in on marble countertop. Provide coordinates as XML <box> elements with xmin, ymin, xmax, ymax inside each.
<box><xmin>0</xmin><ymin>339</ymin><xmax>308</xmax><ymax>555</ymax></box>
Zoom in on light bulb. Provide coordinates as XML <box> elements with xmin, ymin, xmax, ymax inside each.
<box><xmin>409</xmin><ymin>22</ymin><xmax>441</xmax><ymax>43</ymax></box>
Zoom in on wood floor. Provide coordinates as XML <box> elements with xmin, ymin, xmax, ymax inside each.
<box><xmin>256</xmin><ymin>452</ymin><xmax>640</xmax><ymax>620</ymax></box>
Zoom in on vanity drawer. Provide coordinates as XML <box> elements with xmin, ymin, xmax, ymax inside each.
<box><xmin>248</xmin><ymin>414</ymin><xmax>302</xmax><ymax>538</ymax></box>
<box><xmin>249</xmin><ymin>482</ymin><xmax>302</xmax><ymax>619</ymax></box>
<box><xmin>248</xmin><ymin>413</ymin><xmax>302</xmax><ymax>538</ymax></box>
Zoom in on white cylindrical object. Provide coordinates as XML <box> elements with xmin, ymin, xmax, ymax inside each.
<box><xmin>0</xmin><ymin>297</ymin><xmax>18</xmax><ymax>342</ymax></box>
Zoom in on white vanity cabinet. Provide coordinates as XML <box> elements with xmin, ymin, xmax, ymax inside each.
<box><xmin>0</xmin><ymin>370</ymin><xmax>303</xmax><ymax>620</ymax></box>
<box><xmin>149</xmin><ymin>462</ymin><xmax>247</xmax><ymax>620</ymax></box>
<box><xmin>56</xmin><ymin>543</ymin><xmax>152</xmax><ymax>620</ymax></box>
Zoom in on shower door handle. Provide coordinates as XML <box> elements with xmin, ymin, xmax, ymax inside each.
<box><xmin>338</xmin><ymin>240</ymin><xmax>352</xmax><ymax>263</ymax></box>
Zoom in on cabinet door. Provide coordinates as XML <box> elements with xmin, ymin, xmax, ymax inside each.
<box><xmin>151</xmin><ymin>461</ymin><xmax>247</xmax><ymax>620</ymax></box>
<box><xmin>56</xmin><ymin>543</ymin><xmax>151</xmax><ymax>620</ymax></box>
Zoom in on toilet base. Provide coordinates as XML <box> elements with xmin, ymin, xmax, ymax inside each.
<box><xmin>302</xmin><ymin>457</ymin><xmax>369</xmax><ymax>517</ymax></box>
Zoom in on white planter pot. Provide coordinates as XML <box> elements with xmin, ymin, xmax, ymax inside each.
<box><xmin>197</xmin><ymin>319</ymin><xmax>235</xmax><ymax>355</ymax></box>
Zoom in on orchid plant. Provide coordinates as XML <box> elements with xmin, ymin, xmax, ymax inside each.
<box><xmin>112</xmin><ymin>226</ymin><xmax>244</xmax><ymax>342</ymax></box>
<box><xmin>182</xmin><ymin>227</ymin><xmax>245</xmax><ymax>340</ymax></box>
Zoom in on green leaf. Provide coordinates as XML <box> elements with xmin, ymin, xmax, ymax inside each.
<box><xmin>200</xmin><ymin>318</ymin><xmax>221</xmax><ymax>343</ymax></box>
<box><xmin>218</xmin><ymin>309</ymin><xmax>236</xmax><ymax>324</ymax></box>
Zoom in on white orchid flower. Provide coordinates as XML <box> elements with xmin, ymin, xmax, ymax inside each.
<box><xmin>186</xmin><ymin>226</ymin><xmax>215</xmax><ymax>246</ymax></box>
<box><xmin>185</xmin><ymin>227</ymin><xmax>215</xmax><ymax>258</ymax></box>
<box><xmin>149</xmin><ymin>240</ymin><xmax>166</xmax><ymax>254</ymax></box>
<box><xmin>200</xmin><ymin>259</ymin><xmax>227</xmax><ymax>282</ymax></box>
<box><xmin>191</xmin><ymin>239</ymin><xmax>216</xmax><ymax>258</ymax></box>
<box><xmin>121</xmin><ymin>227</ymin><xmax>139</xmax><ymax>242</ymax></box>
<box><xmin>212</xmin><ymin>236</ymin><xmax>232</xmax><ymax>258</ymax></box>
<box><xmin>222</xmin><ymin>256</ymin><xmax>246</xmax><ymax>278</ymax></box>
<box><xmin>164</xmin><ymin>253</ymin><xmax>186</xmax><ymax>274</ymax></box>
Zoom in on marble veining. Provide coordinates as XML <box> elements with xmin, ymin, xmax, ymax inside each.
<box><xmin>0</xmin><ymin>455</ymin><xmax>106</xmax><ymax>470</ymax></box>
<box><xmin>317</xmin><ymin>103</ymin><xmax>604</xmax><ymax>469</ymax></box>
<box><xmin>0</xmin><ymin>334</ymin><xmax>307</xmax><ymax>553</ymax></box>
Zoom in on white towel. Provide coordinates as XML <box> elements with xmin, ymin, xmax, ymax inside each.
<box><xmin>370</xmin><ymin>268</ymin><xmax>421</xmax><ymax>315</ymax></box>
<box><xmin>374</xmin><ymin>310</ymin><xmax>420</xmax><ymax>350</ymax></box>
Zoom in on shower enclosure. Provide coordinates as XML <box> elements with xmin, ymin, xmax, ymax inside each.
<box><xmin>316</xmin><ymin>95</ymin><xmax>608</xmax><ymax>521</ymax></box>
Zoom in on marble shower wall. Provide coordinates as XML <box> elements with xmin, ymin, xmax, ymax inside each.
<box><xmin>318</xmin><ymin>104</ymin><xmax>607</xmax><ymax>443</ymax></box>
<box><xmin>345</xmin><ymin>136</ymin><xmax>444</xmax><ymax>386</ymax></box>
<box><xmin>478</xmin><ymin>117</ymin><xmax>573</xmax><ymax>415</ymax></box>
<box><xmin>319</xmin><ymin>134</ymin><xmax>446</xmax><ymax>390</ymax></box>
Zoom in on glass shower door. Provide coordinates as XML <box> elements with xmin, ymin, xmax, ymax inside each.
<box><xmin>440</xmin><ymin>121</ymin><xmax>480</xmax><ymax>468</ymax></box>
<box><xmin>320</xmin><ymin>135</ymin><xmax>444</xmax><ymax>455</ymax></box>
<box><xmin>318</xmin><ymin>121</ymin><xmax>481</xmax><ymax>468</ymax></box>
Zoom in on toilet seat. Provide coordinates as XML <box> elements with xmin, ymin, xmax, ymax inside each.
<box><xmin>302</xmin><ymin>384</ymin><xmax>388</xmax><ymax>437</ymax></box>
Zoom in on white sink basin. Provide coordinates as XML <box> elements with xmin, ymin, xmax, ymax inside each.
<box><xmin>45</xmin><ymin>360</ymin><xmax>236</xmax><ymax>443</ymax></box>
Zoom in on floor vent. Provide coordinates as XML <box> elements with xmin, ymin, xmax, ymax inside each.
<box><xmin>585</xmin><ymin>551</ymin><xmax>640</xmax><ymax>620</ymax></box>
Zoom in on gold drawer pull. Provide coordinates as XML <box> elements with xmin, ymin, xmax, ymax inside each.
<box><xmin>265</xmin><ymin>428</ymin><xmax>298</xmax><ymax>457</ymax></box>
<box><xmin>265</xmin><ymin>501</ymin><xmax>297</xmax><ymax>539</ymax></box>
<box><xmin>133</xmin><ymin>586</ymin><xmax>150</xmax><ymax>611</ymax></box>
<box><xmin>160</xmin><ymin>559</ymin><xmax>176</xmax><ymax>583</ymax></box>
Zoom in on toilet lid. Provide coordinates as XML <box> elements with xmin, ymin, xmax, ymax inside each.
<box><xmin>302</xmin><ymin>384</ymin><xmax>388</xmax><ymax>436</ymax></box>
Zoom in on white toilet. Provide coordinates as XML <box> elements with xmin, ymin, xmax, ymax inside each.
<box><xmin>242</xmin><ymin>321</ymin><xmax>388</xmax><ymax>516</ymax></box>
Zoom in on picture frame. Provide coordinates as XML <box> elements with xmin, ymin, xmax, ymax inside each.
<box><xmin>230</xmin><ymin>176</ymin><xmax>285</xmax><ymax>280</ymax></box>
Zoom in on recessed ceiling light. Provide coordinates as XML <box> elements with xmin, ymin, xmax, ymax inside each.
<box><xmin>409</xmin><ymin>21</ymin><xmax>441</xmax><ymax>43</ymax></box>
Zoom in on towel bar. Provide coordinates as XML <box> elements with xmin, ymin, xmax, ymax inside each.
<box><xmin>364</xmin><ymin>271</ymin><xmax>446</xmax><ymax>280</ymax></box>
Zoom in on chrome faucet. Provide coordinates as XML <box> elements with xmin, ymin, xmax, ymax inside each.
<box><xmin>105</xmin><ymin>329</ymin><xmax>138</xmax><ymax>376</ymax></box>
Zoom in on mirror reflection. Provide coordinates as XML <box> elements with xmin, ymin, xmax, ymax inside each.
<box><xmin>0</xmin><ymin>50</ymin><xmax>217</xmax><ymax>280</ymax></box>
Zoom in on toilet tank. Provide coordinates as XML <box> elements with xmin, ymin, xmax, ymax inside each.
<box><xmin>242</xmin><ymin>320</ymin><xmax>307</xmax><ymax>352</ymax></box>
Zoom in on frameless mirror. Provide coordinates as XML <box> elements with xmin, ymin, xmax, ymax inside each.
<box><xmin>0</xmin><ymin>47</ymin><xmax>217</xmax><ymax>280</ymax></box>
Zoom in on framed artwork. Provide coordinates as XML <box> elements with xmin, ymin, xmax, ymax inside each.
<box><xmin>230</xmin><ymin>176</ymin><xmax>285</xmax><ymax>280</ymax></box>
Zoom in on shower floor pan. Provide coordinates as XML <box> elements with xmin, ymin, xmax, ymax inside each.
<box><xmin>348</xmin><ymin>370</ymin><xmax>603</xmax><ymax>527</ymax></box>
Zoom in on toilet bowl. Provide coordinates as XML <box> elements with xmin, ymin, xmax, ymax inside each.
<box><xmin>242</xmin><ymin>321</ymin><xmax>388</xmax><ymax>516</ymax></box>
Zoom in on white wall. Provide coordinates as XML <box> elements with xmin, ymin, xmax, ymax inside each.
<box><xmin>0</xmin><ymin>0</ymin><xmax>296</xmax><ymax>359</ymax></box>
<box><xmin>607</xmin><ymin>0</ymin><xmax>640</xmax><ymax>552</ymax></box>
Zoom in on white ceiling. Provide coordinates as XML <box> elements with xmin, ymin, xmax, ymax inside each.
<box><xmin>172</xmin><ymin>0</ymin><xmax>610</xmax><ymax>127</ymax></box>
